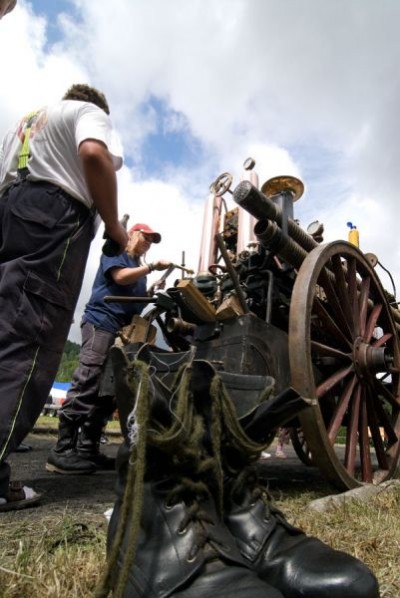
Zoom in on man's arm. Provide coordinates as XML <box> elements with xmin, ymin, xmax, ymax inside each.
<box><xmin>79</xmin><ymin>139</ymin><xmax>128</xmax><ymax>252</ymax></box>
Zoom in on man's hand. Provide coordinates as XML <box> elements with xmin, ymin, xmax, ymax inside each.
<box><xmin>104</xmin><ymin>221</ymin><xmax>129</xmax><ymax>254</ymax></box>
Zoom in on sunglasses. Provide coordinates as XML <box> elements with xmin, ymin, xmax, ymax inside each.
<box><xmin>138</xmin><ymin>231</ymin><xmax>154</xmax><ymax>243</ymax></box>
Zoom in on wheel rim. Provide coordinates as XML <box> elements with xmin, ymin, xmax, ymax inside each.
<box><xmin>289</xmin><ymin>241</ymin><xmax>400</xmax><ymax>489</ymax></box>
<box><xmin>290</xmin><ymin>426</ymin><xmax>314</xmax><ymax>467</ymax></box>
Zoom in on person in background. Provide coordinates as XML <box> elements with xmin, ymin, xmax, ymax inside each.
<box><xmin>275</xmin><ymin>426</ymin><xmax>290</xmax><ymax>459</ymax></box>
<box><xmin>0</xmin><ymin>83</ymin><xmax>127</xmax><ymax>511</ymax></box>
<box><xmin>46</xmin><ymin>223</ymin><xmax>171</xmax><ymax>475</ymax></box>
<box><xmin>0</xmin><ymin>0</ymin><xmax>16</xmax><ymax>19</ymax></box>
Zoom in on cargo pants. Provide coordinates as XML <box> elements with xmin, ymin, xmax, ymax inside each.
<box><xmin>0</xmin><ymin>179</ymin><xmax>94</xmax><ymax>496</ymax></box>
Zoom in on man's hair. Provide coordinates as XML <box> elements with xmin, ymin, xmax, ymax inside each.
<box><xmin>62</xmin><ymin>83</ymin><xmax>110</xmax><ymax>115</ymax></box>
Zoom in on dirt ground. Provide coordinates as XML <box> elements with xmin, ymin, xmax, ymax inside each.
<box><xmin>4</xmin><ymin>431</ymin><xmax>329</xmax><ymax>521</ymax></box>
<box><xmin>5</xmin><ymin>432</ymin><xmax>121</xmax><ymax>520</ymax></box>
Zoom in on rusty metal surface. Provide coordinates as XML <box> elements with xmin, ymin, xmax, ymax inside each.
<box><xmin>195</xmin><ymin>314</ymin><xmax>291</xmax><ymax>394</ymax></box>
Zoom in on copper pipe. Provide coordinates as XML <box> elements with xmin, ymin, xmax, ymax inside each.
<box><xmin>198</xmin><ymin>192</ymin><xmax>223</xmax><ymax>274</ymax></box>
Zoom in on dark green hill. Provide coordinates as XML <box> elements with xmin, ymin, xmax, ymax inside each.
<box><xmin>56</xmin><ymin>340</ymin><xmax>80</xmax><ymax>382</ymax></box>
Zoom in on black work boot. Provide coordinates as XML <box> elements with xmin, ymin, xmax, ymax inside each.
<box><xmin>221</xmin><ymin>391</ymin><xmax>380</xmax><ymax>598</ymax></box>
<box><xmin>46</xmin><ymin>416</ymin><xmax>96</xmax><ymax>475</ymax></box>
<box><xmin>77</xmin><ymin>420</ymin><xmax>116</xmax><ymax>471</ymax></box>
<box><xmin>98</xmin><ymin>348</ymin><xmax>284</xmax><ymax>598</ymax></box>
<box><xmin>224</xmin><ymin>470</ymin><xmax>379</xmax><ymax>598</ymax></box>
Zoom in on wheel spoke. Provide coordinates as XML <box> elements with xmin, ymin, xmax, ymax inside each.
<box><xmin>346</xmin><ymin>257</ymin><xmax>360</xmax><ymax>336</ymax></box>
<box><xmin>364</xmin><ymin>303</ymin><xmax>383</xmax><ymax>343</ymax></box>
<box><xmin>358</xmin><ymin>276</ymin><xmax>371</xmax><ymax>337</ymax></box>
<box><xmin>372</xmin><ymin>332</ymin><xmax>393</xmax><ymax>348</ymax></box>
<box><xmin>373</xmin><ymin>377</ymin><xmax>400</xmax><ymax>410</ymax></box>
<box><xmin>327</xmin><ymin>375</ymin><xmax>357</xmax><ymax>443</ymax></box>
<box><xmin>320</xmin><ymin>269</ymin><xmax>353</xmax><ymax>340</ymax></box>
<box><xmin>316</xmin><ymin>364</ymin><xmax>353</xmax><ymax>399</ymax></box>
<box><xmin>359</xmin><ymin>390</ymin><xmax>373</xmax><ymax>482</ymax></box>
<box><xmin>313</xmin><ymin>298</ymin><xmax>352</xmax><ymax>350</ymax></box>
<box><xmin>370</xmin><ymin>381</ymin><xmax>399</xmax><ymax>446</ymax></box>
<box><xmin>311</xmin><ymin>341</ymin><xmax>352</xmax><ymax>361</ymax></box>
<box><xmin>330</xmin><ymin>255</ymin><xmax>354</xmax><ymax>333</ymax></box>
<box><xmin>366</xmin><ymin>386</ymin><xmax>388</xmax><ymax>469</ymax></box>
<box><xmin>344</xmin><ymin>384</ymin><xmax>361</xmax><ymax>475</ymax></box>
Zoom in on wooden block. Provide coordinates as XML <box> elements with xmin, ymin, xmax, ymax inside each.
<box><xmin>176</xmin><ymin>279</ymin><xmax>216</xmax><ymax>322</ymax></box>
<box><xmin>119</xmin><ymin>315</ymin><xmax>157</xmax><ymax>344</ymax></box>
<box><xmin>216</xmin><ymin>294</ymin><xmax>245</xmax><ymax>321</ymax></box>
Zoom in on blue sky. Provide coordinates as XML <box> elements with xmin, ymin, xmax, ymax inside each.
<box><xmin>29</xmin><ymin>0</ymin><xmax>79</xmax><ymax>45</ymax></box>
<box><xmin>1</xmin><ymin>0</ymin><xmax>400</xmax><ymax>341</ymax></box>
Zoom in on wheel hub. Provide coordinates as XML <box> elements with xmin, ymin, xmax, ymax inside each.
<box><xmin>353</xmin><ymin>336</ymin><xmax>390</xmax><ymax>377</ymax></box>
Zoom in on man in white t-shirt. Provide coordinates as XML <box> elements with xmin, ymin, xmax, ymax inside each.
<box><xmin>0</xmin><ymin>83</ymin><xmax>128</xmax><ymax>511</ymax></box>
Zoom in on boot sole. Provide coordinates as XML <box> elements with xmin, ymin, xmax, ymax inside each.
<box><xmin>45</xmin><ymin>462</ymin><xmax>96</xmax><ymax>475</ymax></box>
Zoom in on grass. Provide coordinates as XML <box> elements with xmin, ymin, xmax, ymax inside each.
<box><xmin>35</xmin><ymin>415</ymin><xmax>122</xmax><ymax>433</ymax></box>
<box><xmin>0</xmin><ymin>482</ymin><xmax>399</xmax><ymax>597</ymax></box>
<box><xmin>0</xmin><ymin>510</ymin><xmax>105</xmax><ymax>597</ymax></box>
<box><xmin>8</xmin><ymin>419</ymin><xmax>400</xmax><ymax>595</ymax></box>
<box><xmin>274</xmin><ymin>488</ymin><xmax>400</xmax><ymax>598</ymax></box>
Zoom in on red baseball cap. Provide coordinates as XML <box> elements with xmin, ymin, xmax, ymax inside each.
<box><xmin>129</xmin><ymin>223</ymin><xmax>161</xmax><ymax>243</ymax></box>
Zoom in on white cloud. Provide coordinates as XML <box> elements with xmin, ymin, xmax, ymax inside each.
<box><xmin>2</xmin><ymin>0</ymin><xmax>400</xmax><ymax>343</ymax></box>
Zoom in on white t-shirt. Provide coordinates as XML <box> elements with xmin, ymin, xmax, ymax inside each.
<box><xmin>0</xmin><ymin>100</ymin><xmax>123</xmax><ymax>209</ymax></box>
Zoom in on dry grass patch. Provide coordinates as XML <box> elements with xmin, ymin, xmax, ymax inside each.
<box><xmin>0</xmin><ymin>486</ymin><xmax>399</xmax><ymax>597</ymax></box>
<box><xmin>0</xmin><ymin>510</ymin><xmax>107</xmax><ymax>597</ymax></box>
<box><xmin>273</xmin><ymin>487</ymin><xmax>400</xmax><ymax>598</ymax></box>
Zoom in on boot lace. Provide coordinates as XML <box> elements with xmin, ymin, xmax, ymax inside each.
<box><xmin>96</xmin><ymin>360</ymin><xmax>227</xmax><ymax>597</ymax></box>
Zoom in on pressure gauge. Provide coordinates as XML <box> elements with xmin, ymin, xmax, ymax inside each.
<box><xmin>307</xmin><ymin>221</ymin><xmax>324</xmax><ymax>236</ymax></box>
<box><xmin>243</xmin><ymin>157</ymin><xmax>256</xmax><ymax>171</ymax></box>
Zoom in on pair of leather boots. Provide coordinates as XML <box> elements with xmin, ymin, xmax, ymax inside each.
<box><xmin>46</xmin><ymin>414</ymin><xmax>115</xmax><ymax>474</ymax></box>
<box><xmin>97</xmin><ymin>348</ymin><xmax>379</xmax><ymax>598</ymax></box>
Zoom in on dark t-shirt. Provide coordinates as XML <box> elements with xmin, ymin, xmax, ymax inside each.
<box><xmin>83</xmin><ymin>253</ymin><xmax>147</xmax><ymax>333</ymax></box>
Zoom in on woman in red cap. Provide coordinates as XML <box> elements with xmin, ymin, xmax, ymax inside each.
<box><xmin>46</xmin><ymin>223</ymin><xmax>171</xmax><ymax>475</ymax></box>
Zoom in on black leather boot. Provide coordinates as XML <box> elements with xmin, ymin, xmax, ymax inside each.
<box><xmin>46</xmin><ymin>415</ymin><xmax>96</xmax><ymax>475</ymax></box>
<box><xmin>107</xmin><ymin>446</ymin><xmax>283</xmax><ymax>598</ymax></box>
<box><xmin>77</xmin><ymin>419</ymin><xmax>116</xmax><ymax>471</ymax></box>
<box><xmin>224</xmin><ymin>469</ymin><xmax>379</xmax><ymax>598</ymax></box>
<box><xmin>221</xmin><ymin>398</ymin><xmax>380</xmax><ymax>598</ymax></box>
<box><xmin>98</xmin><ymin>348</ymin><xmax>284</xmax><ymax>598</ymax></box>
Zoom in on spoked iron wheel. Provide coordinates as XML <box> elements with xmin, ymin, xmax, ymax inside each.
<box><xmin>289</xmin><ymin>241</ymin><xmax>400</xmax><ymax>490</ymax></box>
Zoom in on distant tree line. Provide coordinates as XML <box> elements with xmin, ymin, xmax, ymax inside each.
<box><xmin>56</xmin><ymin>340</ymin><xmax>80</xmax><ymax>381</ymax></box>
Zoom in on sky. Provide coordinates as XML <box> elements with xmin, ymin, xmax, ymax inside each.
<box><xmin>1</xmin><ymin>0</ymin><xmax>400</xmax><ymax>343</ymax></box>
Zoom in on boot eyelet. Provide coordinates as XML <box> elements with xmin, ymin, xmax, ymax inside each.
<box><xmin>178</xmin><ymin>526</ymin><xmax>188</xmax><ymax>535</ymax></box>
<box><xmin>187</xmin><ymin>553</ymin><xmax>197</xmax><ymax>563</ymax></box>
